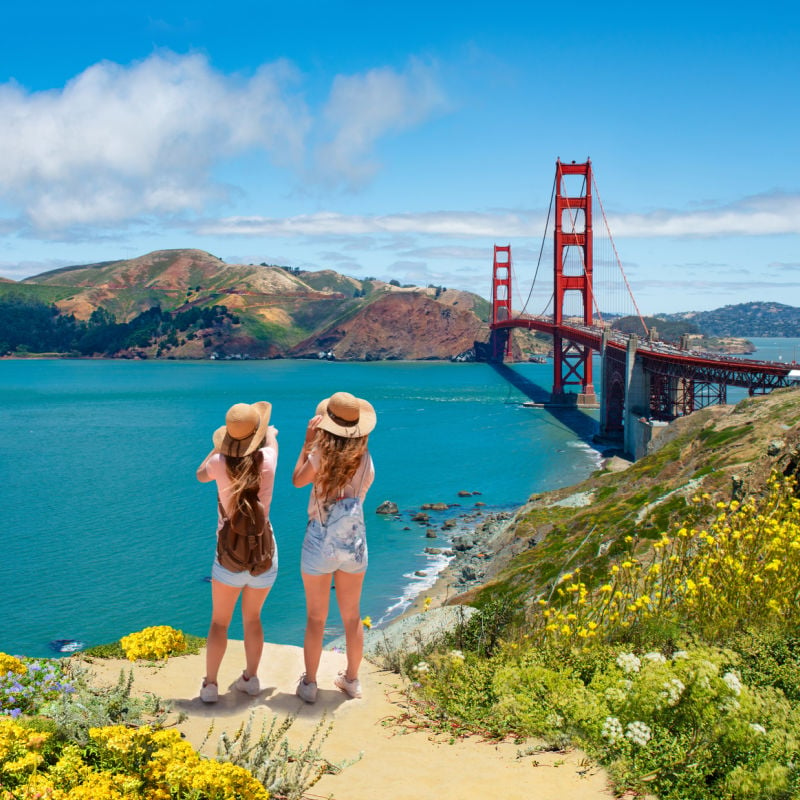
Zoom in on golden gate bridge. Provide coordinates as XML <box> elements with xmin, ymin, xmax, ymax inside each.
<box><xmin>488</xmin><ymin>159</ymin><xmax>798</xmax><ymax>458</ymax></box>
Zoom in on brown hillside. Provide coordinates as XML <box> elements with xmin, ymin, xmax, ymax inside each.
<box><xmin>26</xmin><ymin>249</ymin><xmax>305</xmax><ymax>295</ymax></box>
<box><xmin>291</xmin><ymin>292</ymin><xmax>489</xmax><ymax>360</ymax></box>
<box><xmin>7</xmin><ymin>248</ymin><xmax>497</xmax><ymax>360</ymax></box>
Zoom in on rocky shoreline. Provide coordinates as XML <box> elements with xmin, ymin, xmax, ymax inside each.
<box><xmin>374</xmin><ymin>494</ymin><xmax>522</xmax><ymax>621</ymax></box>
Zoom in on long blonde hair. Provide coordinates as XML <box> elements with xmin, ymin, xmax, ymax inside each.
<box><xmin>225</xmin><ymin>436</ymin><xmax>265</xmax><ymax>528</ymax></box>
<box><xmin>313</xmin><ymin>429</ymin><xmax>368</xmax><ymax>502</ymax></box>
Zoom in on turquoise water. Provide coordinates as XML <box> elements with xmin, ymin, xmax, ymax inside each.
<box><xmin>3</xmin><ymin>338</ymin><xmax>794</xmax><ymax>659</ymax></box>
<box><xmin>0</xmin><ymin>358</ymin><xmax>602</xmax><ymax>658</ymax></box>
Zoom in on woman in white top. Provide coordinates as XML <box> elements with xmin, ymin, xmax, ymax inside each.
<box><xmin>292</xmin><ymin>391</ymin><xmax>375</xmax><ymax>703</ymax></box>
<box><xmin>196</xmin><ymin>401</ymin><xmax>278</xmax><ymax>703</ymax></box>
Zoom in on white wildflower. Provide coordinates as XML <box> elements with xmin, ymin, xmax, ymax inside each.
<box><xmin>672</xmin><ymin>650</ymin><xmax>689</xmax><ymax>660</ymax></box>
<box><xmin>413</xmin><ymin>661</ymin><xmax>430</xmax><ymax>674</ymax></box>
<box><xmin>723</xmin><ymin>671</ymin><xmax>742</xmax><ymax>696</ymax></box>
<box><xmin>644</xmin><ymin>651</ymin><xmax>666</xmax><ymax>664</ymax></box>
<box><xmin>616</xmin><ymin>652</ymin><xmax>641</xmax><ymax>674</ymax></box>
<box><xmin>449</xmin><ymin>649</ymin><xmax>465</xmax><ymax>661</ymax></box>
<box><xmin>625</xmin><ymin>720</ymin><xmax>652</xmax><ymax>747</ymax></box>
<box><xmin>720</xmin><ymin>697</ymin><xmax>741</xmax><ymax>713</ymax></box>
<box><xmin>749</xmin><ymin>723</ymin><xmax>767</xmax><ymax>735</ymax></box>
<box><xmin>601</xmin><ymin>716</ymin><xmax>624</xmax><ymax>745</ymax></box>
<box><xmin>660</xmin><ymin>678</ymin><xmax>685</xmax><ymax>707</ymax></box>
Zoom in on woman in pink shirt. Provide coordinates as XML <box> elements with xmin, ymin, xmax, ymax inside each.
<box><xmin>196</xmin><ymin>401</ymin><xmax>278</xmax><ymax>703</ymax></box>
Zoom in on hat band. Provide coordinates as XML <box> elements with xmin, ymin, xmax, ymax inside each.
<box><xmin>327</xmin><ymin>408</ymin><xmax>359</xmax><ymax>427</ymax></box>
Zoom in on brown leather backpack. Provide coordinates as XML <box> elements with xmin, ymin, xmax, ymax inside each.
<box><xmin>216</xmin><ymin>496</ymin><xmax>274</xmax><ymax>576</ymax></box>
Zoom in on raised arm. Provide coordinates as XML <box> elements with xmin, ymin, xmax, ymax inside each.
<box><xmin>196</xmin><ymin>448</ymin><xmax>217</xmax><ymax>483</ymax></box>
<box><xmin>292</xmin><ymin>415</ymin><xmax>321</xmax><ymax>487</ymax></box>
<box><xmin>265</xmin><ymin>425</ymin><xmax>279</xmax><ymax>459</ymax></box>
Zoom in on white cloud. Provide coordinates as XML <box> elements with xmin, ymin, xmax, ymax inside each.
<box><xmin>315</xmin><ymin>59</ymin><xmax>448</xmax><ymax>186</ymax></box>
<box><xmin>611</xmin><ymin>192</ymin><xmax>800</xmax><ymax>237</ymax></box>
<box><xmin>199</xmin><ymin>192</ymin><xmax>800</xmax><ymax>242</ymax></box>
<box><xmin>198</xmin><ymin>209</ymin><xmax>539</xmax><ymax>237</ymax></box>
<box><xmin>0</xmin><ymin>53</ymin><xmax>452</xmax><ymax>236</ymax></box>
<box><xmin>0</xmin><ymin>52</ymin><xmax>309</xmax><ymax>232</ymax></box>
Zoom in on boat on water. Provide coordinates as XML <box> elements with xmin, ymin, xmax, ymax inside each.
<box><xmin>527</xmin><ymin>355</ymin><xmax>548</xmax><ymax>363</ymax></box>
<box><xmin>48</xmin><ymin>639</ymin><xmax>85</xmax><ymax>653</ymax></box>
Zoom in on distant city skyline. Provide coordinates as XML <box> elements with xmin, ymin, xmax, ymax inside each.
<box><xmin>0</xmin><ymin>0</ymin><xmax>798</xmax><ymax>314</ymax></box>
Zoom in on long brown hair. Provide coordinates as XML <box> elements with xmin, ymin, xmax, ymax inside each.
<box><xmin>225</xmin><ymin>436</ymin><xmax>265</xmax><ymax>528</ymax></box>
<box><xmin>313</xmin><ymin>429</ymin><xmax>368</xmax><ymax>502</ymax></box>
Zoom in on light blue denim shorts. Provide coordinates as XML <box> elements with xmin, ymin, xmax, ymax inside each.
<box><xmin>211</xmin><ymin>542</ymin><xmax>279</xmax><ymax>589</ymax></box>
<box><xmin>301</xmin><ymin>519</ymin><xmax>368</xmax><ymax>576</ymax></box>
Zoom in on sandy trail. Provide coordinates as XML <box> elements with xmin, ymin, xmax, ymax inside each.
<box><xmin>82</xmin><ymin>641</ymin><xmax>615</xmax><ymax>800</ymax></box>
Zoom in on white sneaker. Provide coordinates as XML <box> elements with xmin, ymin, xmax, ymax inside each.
<box><xmin>296</xmin><ymin>674</ymin><xmax>318</xmax><ymax>703</ymax></box>
<box><xmin>234</xmin><ymin>672</ymin><xmax>261</xmax><ymax>696</ymax></box>
<box><xmin>334</xmin><ymin>671</ymin><xmax>362</xmax><ymax>699</ymax></box>
<box><xmin>200</xmin><ymin>680</ymin><xmax>218</xmax><ymax>703</ymax></box>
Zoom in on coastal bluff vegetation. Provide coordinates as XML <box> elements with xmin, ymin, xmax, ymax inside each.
<box><xmin>1</xmin><ymin>248</ymin><xmax>795</xmax><ymax>360</ymax></box>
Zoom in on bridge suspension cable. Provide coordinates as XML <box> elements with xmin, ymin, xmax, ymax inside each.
<box><xmin>592</xmin><ymin>168</ymin><xmax>649</xmax><ymax>337</ymax></box>
<box><xmin>515</xmin><ymin>172</ymin><xmax>557</xmax><ymax>318</ymax></box>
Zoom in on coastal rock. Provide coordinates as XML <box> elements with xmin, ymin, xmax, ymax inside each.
<box><xmin>460</xmin><ymin>565</ymin><xmax>478</xmax><ymax>582</ymax></box>
<box><xmin>452</xmin><ymin>536</ymin><xmax>474</xmax><ymax>552</ymax></box>
<box><xmin>421</xmin><ymin>502</ymin><xmax>450</xmax><ymax>511</ymax></box>
<box><xmin>442</xmin><ymin>519</ymin><xmax>457</xmax><ymax>529</ymax></box>
<box><xmin>376</xmin><ymin>500</ymin><xmax>399</xmax><ymax>515</ymax></box>
<box><xmin>425</xmin><ymin>529</ymin><xmax>438</xmax><ymax>538</ymax></box>
<box><xmin>424</xmin><ymin>547</ymin><xmax>443</xmax><ymax>554</ymax></box>
<box><xmin>411</xmin><ymin>511</ymin><xmax>430</xmax><ymax>523</ymax></box>
<box><xmin>414</xmin><ymin>570</ymin><xmax>427</xmax><ymax>577</ymax></box>
<box><xmin>767</xmin><ymin>439</ymin><xmax>784</xmax><ymax>456</ymax></box>
<box><xmin>457</xmin><ymin>490</ymin><xmax>472</xmax><ymax>497</ymax></box>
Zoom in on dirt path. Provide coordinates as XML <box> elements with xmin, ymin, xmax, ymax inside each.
<box><xmin>83</xmin><ymin>641</ymin><xmax>615</xmax><ymax>800</ymax></box>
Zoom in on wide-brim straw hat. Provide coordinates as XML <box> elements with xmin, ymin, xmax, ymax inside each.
<box><xmin>316</xmin><ymin>391</ymin><xmax>376</xmax><ymax>438</ymax></box>
<box><xmin>212</xmin><ymin>401</ymin><xmax>271</xmax><ymax>457</ymax></box>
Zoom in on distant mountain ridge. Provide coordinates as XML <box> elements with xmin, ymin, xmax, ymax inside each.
<box><xmin>662</xmin><ymin>302</ymin><xmax>800</xmax><ymax>338</ymax></box>
<box><xmin>1</xmin><ymin>248</ymin><xmax>502</xmax><ymax>360</ymax></box>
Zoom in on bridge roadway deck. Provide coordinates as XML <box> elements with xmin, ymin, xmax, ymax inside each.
<box><xmin>492</xmin><ymin>317</ymin><xmax>796</xmax><ymax>391</ymax></box>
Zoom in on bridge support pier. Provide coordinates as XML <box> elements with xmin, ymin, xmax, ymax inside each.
<box><xmin>622</xmin><ymin>335</ymin><xmax>673</xmax><ymax>460</ymax></box>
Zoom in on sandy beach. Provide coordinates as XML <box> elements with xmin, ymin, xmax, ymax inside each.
<box><xmin>81</xmin><ymin>639</ymin><xmax>615</xmax><ymax>800</ymax></box>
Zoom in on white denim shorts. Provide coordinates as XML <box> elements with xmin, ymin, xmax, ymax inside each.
<box><xmin>301</xmin><ymin>519</ymin><xmax>367</xmax><ymax>576</ymax></box>
<box><xmin>211</xmin><ymin>542</ymin><xmax>279</xmax><ymax>589</ymax></box>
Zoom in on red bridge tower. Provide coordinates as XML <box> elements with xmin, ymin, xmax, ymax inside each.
<box><xmin>552</xmin><ymin>159</ymin><xmax>598</xmax><ymax>406</ymax></box>
<box><xmin>490</xmin><ymin>244</ymin><xmax>513</xmax><ymax>361</ymax></box>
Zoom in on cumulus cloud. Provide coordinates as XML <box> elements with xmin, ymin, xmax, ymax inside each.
<box><xmin>315</xmin><ymin>59</ymin><xmax>448</xmax><ymax>186</ymax></box>
<box><xmin>0</xmin><ymin>52</ymin><xmax>310</xmax><ymax>232</ymax></box>
<box><xmin>0</xmin><ymin>52</ymin><xmax>449</xmax><ymax>235</ymax></box>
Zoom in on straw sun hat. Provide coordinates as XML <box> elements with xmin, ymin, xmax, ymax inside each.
<box><xmin>213</xmin><ymin>401</ymin><xmax>271</xmax><ymax>457</ymax></box>
<box><xmin>315</xmin><ymin>391</ymin><xmax>376</xmax><ymax>438</ymax></box>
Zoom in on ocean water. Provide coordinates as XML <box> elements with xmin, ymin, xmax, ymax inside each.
<box><xmin>3</xmin><ymin>337</ymin><xmax>795</xmax><ymax>659</ymax></box>
<box><xmin>0</xmin><ymin>358</ymin><xmax>602</xmax><ymax>658</ymax></box>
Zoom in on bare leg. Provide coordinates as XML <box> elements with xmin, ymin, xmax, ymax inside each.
<box><xmin>206</xmin><ymin>580</ymin><xmax>242</xmax><ymax>684</ymax></box>
<box><xmin>240</xmin><ymin>585</ymin><xmax>270</xmax><ymax>678</ymax></box>
<box><xmin>334</xmin><ymin>570</ymin><xmax>366</xmax><ymax>681</ymax></box>
<box><xmin>301</xmin><ymin>572</ymin><xmax>333</xmax><ymax>683</ymax></box>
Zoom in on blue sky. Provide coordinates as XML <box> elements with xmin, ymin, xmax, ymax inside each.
<box><xmin>0</xmin><ymin>0</ymin><xmax>798</xmax><ymax>314</ymax></box>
